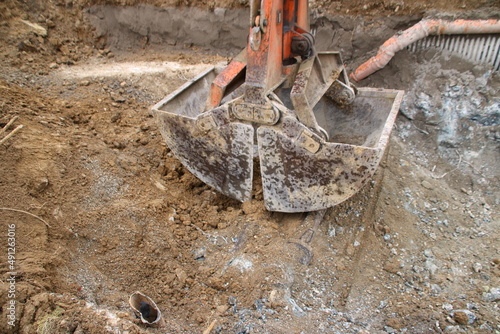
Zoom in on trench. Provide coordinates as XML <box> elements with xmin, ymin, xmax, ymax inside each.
<box><xmin>85</xmin><ymin>5</ymin><xmax>423</xmax><ymax>66</ymax></box>
<box><xmin>2</xmin><ymin>0</ymin><xmax>500</xmax><ymax>332</ymax></box>
<box><xmin>56</xmin><ymin>4</ymin><xmax>500</xmax><ymax>332</ymax></box>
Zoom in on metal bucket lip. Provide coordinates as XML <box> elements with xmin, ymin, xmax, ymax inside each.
<box><xmin>129</xmin><ymin>291</ymin><xmax>162</xmax><ymax>324</ymax></box>
<box><xmin>352</xmin><ymin>87</ymin><xmax>404</xmax><ymax>151</ymax></box>
<box><xmin>151</xmin><ymin>66</ymin><xmax>217</xmax><ymax>114</ymax></box>
<box><xmin>322</xmin><ymin>87</ymin><xmax>404</xmax><ymax>150</ymax></box>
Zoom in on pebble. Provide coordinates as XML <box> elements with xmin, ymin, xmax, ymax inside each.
<box><xmin>110</xmin><ymin>113</ymin><xmax>122</xmax><ymax>123</ymax></box>
<box><xmin>19</xmin><ymin>19</ymin><xmax>47</xmax><ymax>37</ymax></box>
<box><xmin>111</xmin><ymin>141</ymin><xmax>126</xmax><ymax>149</ymax></box>
<box><xmin>421</xmin><ymin>180</ymin><xmax>434</xmax><ymax>190</ymax></box>
<box><xmin>175</xmin><ymin>268</ymin><xmax>187</xmax><ymax>284</ymax></box>
<box><xmin>193</xmin><ymin>248</ymin><xmax>205</xmax><ymax>261</ymax></box>
<box><xmin>472</xmin><ymin>262</ymin><xmax>482</xmax><ymax>273</ymax></box>
<box><xmin>46</xmin><ymin>19</ymin><xmax>56</xmax><ymax>28</ymax></box>
<box><xmin>378</xmin><ymin>300</ymin><xmax>388</xmax><ymax>309</ymax></box>
<box><xmin>442</xmin><ymin>303</ymin><xmax>453</xmax><ymax>311</ymax></box>
<box><xmin>385</xmin><ymin>318</ymin><xmax>403</xmax><ymax>329</ymax></box>
<box><xmin>460</xmin><ymin>188</ymin><xmax>472</xmax><ymax>195</ymax></box>
<box><xmin>430</xmin><ymin>283</ymin><xmax>442</xmax><ymax>294</ymax></box>
<box><xmin>413</xmin><ymin>265</ymin><xmax>424</xmax><ymax>273</ymax></box>
<box><xmin>483</xmin><ymin>287</ymin><xmax>500</xmax><ymax>302</ymax></box>
<box><xmin>424</xmin><ymin>249</ymin><xmax>434</xmax><ymax>257</ymax></box>
<box><xmin>383</xmin><ymin>260</ymin><xmax>401</xmax><ymax>274</ymax></box>
<box><xmin>425</xmin><ymin>259</ymin><xmax>439</xmax><ymax>276</ymax></box>
<box><xmin>384</xmin><ymin>326</ymin><xmax>397</xmax><ymax>333</ymax></box>
<box><xmin>32</xmin><ymin>177</ymin><xmax>49</xmax><ymax>193</ymax></box>
<box><xmin>113</xmin><ymin>96</ymin><xmax>126</xmax><ymax>103</ymax></box>
<box><xmin>452</xmin><ymin>310</ymin><xmax>476</xmax><ymax>325</ymax></box>
<box><xmin>216</xmin><ymin>305</ymin><xmax>229</xmax><ymax>313</ymax></box>
<box><xmin>414</xmin><ymin>92</ymin><xmax>432</xmax><ymax>112</ymax></box>
<box><xmin>116</xmin><ymin>311</ymin><xmax>129</xmax><ymax>318</ymax></box>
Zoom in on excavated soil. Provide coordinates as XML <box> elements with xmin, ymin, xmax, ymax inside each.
<box><xmin>0</xmin><ymin>0</ymin><xmax>499</xmax><ymax>333</ymax></box>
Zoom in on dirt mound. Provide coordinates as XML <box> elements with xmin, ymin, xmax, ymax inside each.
<box><xmin>0</xmin><ymin>0</ymin><xmax>499</xmax><ymax>333</ymax></box>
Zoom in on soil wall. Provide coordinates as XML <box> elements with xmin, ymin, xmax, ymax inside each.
<box><xmin>86</xmin><ymin>5</ymin><xmax>423</xmax><ymax>63</ymax></box>
<box><xmin>87</xmin><ymin>5</ymin><xmax>249</xmax><ymax>55</ymax></box>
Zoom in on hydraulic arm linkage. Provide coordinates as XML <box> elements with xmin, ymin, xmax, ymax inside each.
<box><xmin>152</xmin><ymin>0</ymin><xmax>404</xmax><ymax>212</ymax></box>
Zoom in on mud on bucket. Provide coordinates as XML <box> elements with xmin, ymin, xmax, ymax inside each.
<box><xmin>129</xmin><ymin>291</ymin><xmax>161</xmax><ymax>324</ymax></box>
<box><xmin>152</xmin><ymin>64</ymin><xmax>405</xmax><ymax>212</ymax></box>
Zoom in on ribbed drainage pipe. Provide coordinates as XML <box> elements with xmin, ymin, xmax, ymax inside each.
<box><xmin>350</xmin><ymin>19</ymin><xmax>500</xmax><ymax>81</ymax></box>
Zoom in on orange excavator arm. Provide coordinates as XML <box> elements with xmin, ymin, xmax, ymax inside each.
<box><xmin>207</xmin><ymin>0</ymin><xmax>316</xmax><ymax>110</ymax></box>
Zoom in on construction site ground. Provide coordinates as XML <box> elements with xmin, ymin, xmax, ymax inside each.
<box><xmin>0</xmin><ymin>0</ymin><xmax>499</xmax><ymax>333</ymax></box>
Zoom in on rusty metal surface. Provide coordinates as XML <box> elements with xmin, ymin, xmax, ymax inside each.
<box><xmin>245</xmin><ymin>0</ymin><xmax>284</xmax><ymax>92</ymax></box>
<box><xmin>206</xmin><ymin>50</ymin><xmax>246</xmax><ymax>110</ymax></box>
<box><xmin>257</xmin><ymin>88</ymin><xmax>404</xmax><ymax>212</ymax></box>
<box><xmin>290</xmin><ymin>52</ymin><xmax>343</xmax><ymax>139</ymax></box>
<box><xmin>152</xmin><ymin>68</ymin><xmax>254</xmax><ymax>202</ymax></box>
<box><xmin>156</xmin><ymin>106</ymin><xmax>254</xmax><ymax>202</ymax></box>
<box><xmin>258</xmin><ymin>118</ymin><xmax>380</xmax><ymax>212</ymax></box>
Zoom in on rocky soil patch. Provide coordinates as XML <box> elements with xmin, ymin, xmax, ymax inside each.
<box><xmin>0</xmin><ymin>0</ymin><xmax>498</xmax><ymax>333</ymax></box>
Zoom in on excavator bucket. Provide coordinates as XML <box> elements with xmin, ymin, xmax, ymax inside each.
<box><xmin>152</xmin><ymin>54</ymin><xmax>403</xmax><ymax>212</ymax></box>
<box><xmin>153</xmin><ymin>67</ymin><xmax>255</xmax><ymax>202</ymax></box>
<box><xmin>257</xmin><ymin>87</ymin><xmax>403</xmax><ymax>212</ymax></box>
<box><xmin>151</xmin><ymin>0</ymin><xmax>404</xmax><ymax>212</ymax></box>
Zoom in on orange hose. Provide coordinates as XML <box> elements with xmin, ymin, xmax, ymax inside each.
<box><xmin>350</xmin><ymin>19</ymin><xmax>500</xmax><ymax>82</ymax></box>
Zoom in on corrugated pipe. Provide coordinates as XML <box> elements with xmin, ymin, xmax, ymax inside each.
<box><xmin>350</xmin><ymin>19</ymin><xmax>500</xmax><ymax>81</ymax></box>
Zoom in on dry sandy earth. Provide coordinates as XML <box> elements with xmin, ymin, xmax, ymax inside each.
<box><xmin>0</xmin><ymin>0</ymin><xmax>499</xmax><ymax>333</ymax></box>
